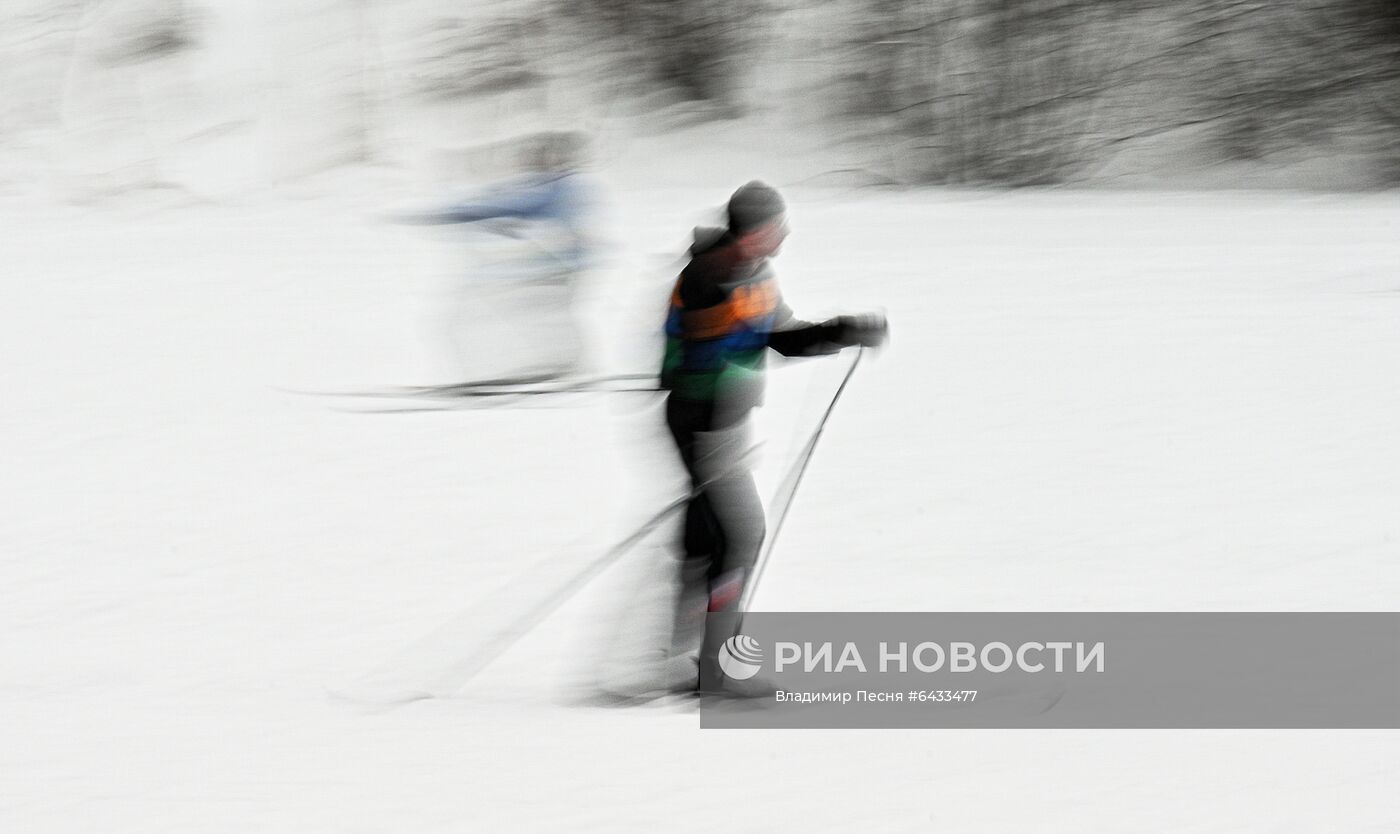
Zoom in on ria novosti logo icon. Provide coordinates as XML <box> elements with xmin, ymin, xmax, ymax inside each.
<box><xmin>718</xmin><ymin>634</ymin><xmax>764</xmax><ymax>680</ymax></box>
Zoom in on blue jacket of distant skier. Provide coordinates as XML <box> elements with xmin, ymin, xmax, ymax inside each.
<box><xmin>404</xmin><ymin>172</ymin><xmax>594</xmax><ymax>273</ymax></box>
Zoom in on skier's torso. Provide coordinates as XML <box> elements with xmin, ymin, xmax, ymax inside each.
<box><xmin>662</xmin><ymin>229</ymin><xmax>789</xmax><ymax>414</ymax></box>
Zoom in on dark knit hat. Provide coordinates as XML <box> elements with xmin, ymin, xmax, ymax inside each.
<box><xmin>727</xmin><ymin>180</ymin><xmax>786</xmax><ymax>233</ymax></box>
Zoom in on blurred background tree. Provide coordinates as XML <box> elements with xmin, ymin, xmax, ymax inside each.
<box><xmin>3</xmin><ymin>0</ymin><xmax>1398</xmax><ymax>192</ymax></box>
<box><xmin>833</xmin><ymin>0</ymin><xmax>1400</xmax><ymax>185</ymax></box>
<box><xmin>567</xmin><ymin>0</ymin><xmax>756</xmax><ymax>117</ymax></box>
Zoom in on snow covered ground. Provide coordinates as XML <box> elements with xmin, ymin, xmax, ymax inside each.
<box><xmin>3</xmin><ymin>187</ymin><xmax>1398</xmax><ymax>831</ymax></box>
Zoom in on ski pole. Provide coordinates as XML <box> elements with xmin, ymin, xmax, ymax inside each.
<box><xmin>736</xmin><ymin>346</ymin><xmax>865</xmax><ymax>623</ymax></box>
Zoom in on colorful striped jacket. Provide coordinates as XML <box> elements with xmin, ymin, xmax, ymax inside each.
<box><xmin>661</xmin><ymin>228</ymin><xmax>846</xmax><ymax>407</ymax></box>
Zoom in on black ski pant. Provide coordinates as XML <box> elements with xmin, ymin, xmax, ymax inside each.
<box><xmin>665</xmin><ymin>395</ymin><xmax>766</xmax><ymax>616</ymax></box>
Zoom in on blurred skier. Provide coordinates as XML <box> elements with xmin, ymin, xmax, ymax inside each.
<box><xmin>660</xmin><ymin>181</ymin><xmax>887</xmax><ymax>692</ymax></box>
<box><xmin>395</xmin><ymin>130</ymin><xmax>596</xmax><ymax>381</ymax></box>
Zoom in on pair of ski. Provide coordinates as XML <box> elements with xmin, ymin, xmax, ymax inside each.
<box><xmin>289</xmin><ymin>371</ymin><xmax>661</xmax><ymax>413</ymax></box>
<box><xmin>328</xmin><ymin>349</ymin><xmax>865</xmax><ymax>707</ymax></box>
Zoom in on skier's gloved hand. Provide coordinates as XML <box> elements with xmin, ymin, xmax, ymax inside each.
<box><xmin>836</xmin><ymin>313</ymin><xmax>889</xmax><ymax>348</ymax></box>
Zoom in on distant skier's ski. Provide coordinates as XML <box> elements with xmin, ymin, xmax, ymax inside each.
<box><xmin>323</xmin><ymin>377</ymin><xmax>661</xmax><ymax>413</ymax></box>
<box><xmin>279</xmin><ymin>372</ymin><xmax>659</xmax><ymax>405</ymax></box>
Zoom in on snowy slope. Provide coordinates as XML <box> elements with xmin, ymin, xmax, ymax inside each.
<box><xmin>3</xmin><ymin>188</ymin><xmax>1398</xmax><ymax>832</ymax></box>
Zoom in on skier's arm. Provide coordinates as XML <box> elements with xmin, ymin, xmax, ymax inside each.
<box><xmin>393</xmin><ymin>179</ymin><xmax>558</xmax><ymax>225</ymax></box>
<box><xmin>766</xmin><ymin>318</ymin><xmax>846</xmax><ymax>357</ymax></box>
<box><xmin>767</xmin><ymin>304</ymin><xmax>888</xmax><ymax>356</ymax></box>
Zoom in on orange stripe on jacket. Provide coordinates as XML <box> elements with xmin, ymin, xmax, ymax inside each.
<box><xmin>676</xmin><ymin>279</ymin><xmax>780</xmax><ymax>340</ymax></box>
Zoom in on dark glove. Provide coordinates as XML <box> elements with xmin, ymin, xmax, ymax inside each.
<box><xmin>835</xmin><ymin>313</ymin><xmax>889</xmax><ymax>348</ymax></box>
